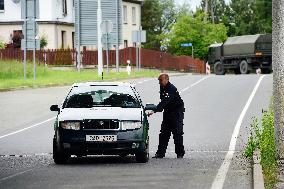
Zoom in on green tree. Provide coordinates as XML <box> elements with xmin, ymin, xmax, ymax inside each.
<box><xmin>229</xmin><ymin>0</ymin><xmax>272</xmax><ymax>35</ymax></box>
<box><xmin>252</xmin><ymin>0</ymin><xmax>272</xmax><ymax>34</ymax></box>
<box><xmin>163</xmin><ymin>12</ymin><xmax>227</xmax><ymax>59</ymax></box>
<box><xmin>200</xmin><ymin>0</ymin><xmax>228</xmax><ymax>24</ymax></box>
<box><xmin>141</xmin><ymin>0</ymin><xmax>176</xmax><ymax>50</ymax></box>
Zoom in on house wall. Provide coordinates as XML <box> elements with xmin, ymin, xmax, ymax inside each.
<box><xmin>122</xmin><ymin>1</ymin><xmax>141</xmax><ymax>48</ymax></box>
<box><xmin>0</xmin><ymin>24</ymin><xmax>22</xmax><ymax>43</ymax></box>
<box><xmin>0</xmin><ymin>0</ymin><xmax>142</xmax><ymax>49</ymax></box>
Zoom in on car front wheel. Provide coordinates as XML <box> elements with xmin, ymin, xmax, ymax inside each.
<box><xmin>53</xmin><ymin>138</ymin><xmax>70</xmax><ymax>164</ymax></box>
<box><xmin>135</xmin><ymin>137</ymin><xmax>149</xmax><ymax>163</ymax></box>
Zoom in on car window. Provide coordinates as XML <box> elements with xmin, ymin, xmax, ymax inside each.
<box><xmin>63</xmin><ymin>86</ymin><xmax>141</xmax><ymax>108</ymax></box>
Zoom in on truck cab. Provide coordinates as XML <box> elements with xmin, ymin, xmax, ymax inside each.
<box><xmin>208</xmin><ymin>43</ymin><xmax>223</xmax><ymax>65</ymax></box>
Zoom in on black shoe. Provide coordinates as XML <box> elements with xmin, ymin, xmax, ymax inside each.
<box><xmin>152</xmin><ymin>154</ymin><xmax>164</xmax><ymax>158</ymax></box>
<box><xmin>177</xmin><ymin>155</ymin><xmax>184</xmax><ymax>158</ymax></box>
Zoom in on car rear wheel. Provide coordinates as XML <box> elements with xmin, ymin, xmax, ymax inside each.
<box><xmin>53</xmin><ymin>138</ymin><xmax>70</xmax><ymax>164</ymax></box>
<box><xmin>135</xmin><ymin>137</ymin><xmax>149</xmax><ymax>163</ymax></box>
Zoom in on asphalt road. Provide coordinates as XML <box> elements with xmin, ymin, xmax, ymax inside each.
<box><xmin>0</xmin><ymin>73</ymin><xmax>273</xmax><ymax>189</ymax></box>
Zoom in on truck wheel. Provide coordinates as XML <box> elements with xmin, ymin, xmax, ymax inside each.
<box><xmin>214</xmin><ymin>61</ymin><xmax>225</xmax><ymax>75</ymax></box>
<box><xmin>239</xmin><ymin>60</ymin><xmax>250</xmax><ymax>74</ymax></box>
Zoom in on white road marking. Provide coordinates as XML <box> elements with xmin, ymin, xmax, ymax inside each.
<box><xmin>0</xmin><ymin>117</ymin><xmax>56</xmax><ymax>140</ymax></box>
<box><xmin>181</xmin><ymin>76</ymin><xmax>210</xmax><ymax>93</ymax></box>
<box><xmin>0</xmin><ymin>169</ymin><xmax>33</xmax><ymax>182</ymax></box>
<box><xmin>210</xmin><ymin>75</ymin><xmax>265</xmax><ymax>189</ymax></box>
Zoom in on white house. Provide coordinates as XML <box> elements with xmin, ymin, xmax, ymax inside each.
<box><xmin>0</xmin><ymin>0</ymin><xmax>143</xmax><ymax>49</ymax></box>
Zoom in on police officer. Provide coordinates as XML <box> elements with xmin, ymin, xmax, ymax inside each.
<box><xmin>148</xmin><ymin>73</ymin><xmax>185</xmax><ymax>158</ymax></box>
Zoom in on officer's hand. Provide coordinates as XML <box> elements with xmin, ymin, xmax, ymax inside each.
<box><xmin>147</xmin><ymin>111</ymin><xmax>154</xmax><ymax>117</ymax></box>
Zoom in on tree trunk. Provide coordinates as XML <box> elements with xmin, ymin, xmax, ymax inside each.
<box><xmin>273</xmin><ymin>0</ymin><xmax>284</xmax><ymax>159</ymax></box>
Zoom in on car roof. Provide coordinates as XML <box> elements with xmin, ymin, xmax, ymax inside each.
<box><xmin>72</xmin><ymin>82</ymin><xmax>134</xmax><ymax>88</ymax></box>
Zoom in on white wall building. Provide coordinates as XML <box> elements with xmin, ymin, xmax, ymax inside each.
<box><xmin>0</xmin><ymin>0</ymin><xmax>143</xmax><ymax>49</ymax></box>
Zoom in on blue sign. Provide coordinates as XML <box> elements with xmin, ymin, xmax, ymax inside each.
<box><xmin>181</xmin><ymin>43</ymin><xmax>192</xmax><ymax>47</ymax></box>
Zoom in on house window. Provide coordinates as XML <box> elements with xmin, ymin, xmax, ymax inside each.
<box><xmin>61</xmin><ymin>31</ymin><xmax>66</xmax><ymax>49</ymax></box>
<box><xmin>62</xmin><ymin>0</ymin><xmax>67</xmax><ymax>16</ymax></box>
<box><xmin>124</xmin><ymin>40</ymin><xmax>128</xmax><ymax>48</ymax></box>
<box><xmin>132</xmin><ymin>7</ymin><xmax>136</xmax><ymax>25</ymax></box>
<box><xmin>0</xmin><ymin>0</ymin><xmax>4</xmax><ymax>12</ymax></box>
<box><xmin>123</xmin><ymin>5</ymin><xmax>127</xmax><ymax>24</ymax></box>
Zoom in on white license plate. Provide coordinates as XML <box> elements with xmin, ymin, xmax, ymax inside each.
<box><xmin>86</xmin><ymin>135</ymin><xmax>117</xmax><ymax>142</ymax></box>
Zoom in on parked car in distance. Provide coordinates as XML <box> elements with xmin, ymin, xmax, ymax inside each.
<box><xmin>50</xmin><ymin>82</ymin><xmax>155</xmax><ymax>164</ymax></box>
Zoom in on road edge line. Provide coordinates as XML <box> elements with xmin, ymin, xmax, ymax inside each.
<box><xmin>181</xmin><ymin>76</ymin><xmax>210</xmax><ymax>93</ymax></box>
<box><xmin>0</xmin><ymin>117</ymin><xmax>56</xmax><ymax>140</ymax></box>
<box><xmin>210</xmin><ymin>75</ymin><xmax>265</xmax><ymax>189</ymax></box>
<box><xmin>0</xmin><ymin>169</ymin><xmax>33</xmax><ymax>182</ymax></box>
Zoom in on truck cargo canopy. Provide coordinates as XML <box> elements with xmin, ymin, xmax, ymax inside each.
<box><xmin>223</xmin><ymin>34</ymin><xmax>261</xmax><ymax>56</ymax></box>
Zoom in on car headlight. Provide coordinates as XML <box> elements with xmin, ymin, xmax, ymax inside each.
<box><xmin>60</xmin><ymin>122</ymin><xmax>80</xmax><ymax>130</ymax></box>
<box><xmin>121</xmin><ymin>121</ymin><xmax>142</xmax><ymax>130</ymax></box>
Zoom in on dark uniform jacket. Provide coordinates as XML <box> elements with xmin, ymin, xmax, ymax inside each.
<box><xmin>155</xmin><ymin>82</ymin><xmax>184</xmax><ymax>114</ymax></box>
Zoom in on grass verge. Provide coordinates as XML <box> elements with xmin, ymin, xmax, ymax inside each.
<box><xmin>0</xmin><ymin>60</ymin><xmax>160</xmax><ymax>90</ymax></box>
<box><xmin>244</xmin><ymin>107</ymin><xmax>278</xmax><ymax>189</ymax></box>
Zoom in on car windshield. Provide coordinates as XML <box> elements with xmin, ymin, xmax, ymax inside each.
<box><xmin>63</xmin><ymin>85</ymin><xmax>141</xmax><ymax>108</ymax></box>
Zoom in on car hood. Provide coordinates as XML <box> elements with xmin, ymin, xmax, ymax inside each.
<box><xmin>58</xmin><ymin>107</ymin><xmax>143</xmax><ymax>121</ymax></box>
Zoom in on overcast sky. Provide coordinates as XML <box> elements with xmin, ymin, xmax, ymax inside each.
<box><xmin>174</xmin><ymin>0</ymin><xmax>230</xmax><ymax>11</ymax></box>
<box><xmin>174</xmin><ymin>0</ymin><xmax>202</xmax><ymax>11</ymax></box>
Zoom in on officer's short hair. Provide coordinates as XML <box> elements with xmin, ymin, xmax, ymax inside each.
<box><xmin>158</xmin><ymin>73</ymin><xmax>169</xmax><ymax>81</ymax></box>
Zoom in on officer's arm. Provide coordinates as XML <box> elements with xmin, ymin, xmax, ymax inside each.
<box><xmin>154</xmin><ymin>90</ymin><xmax>176</xmax><ymax>112</ymax></box>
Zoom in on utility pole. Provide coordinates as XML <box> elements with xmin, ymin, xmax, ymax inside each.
<box><xmin>273</xmin><ymin>0</ymin><xmax>284</xmax><ymax>160</ymax></box>
<box><xmin>211</xmin><ymin>0</ymin><xmax>215</xmax><ymax>24</ymax></box>
<box><xmin>204</xmin><ymin>0</ymin><xmax>208</xmax><ymax>22</ymax></box>
<box><xmin>97</xmin><ymin>0</ymin><xmax>103</xmax><ymax>76</ymax></box>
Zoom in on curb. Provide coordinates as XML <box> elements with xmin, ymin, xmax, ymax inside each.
<box><xmin>253</xmin><ymin>150</ymin><xmax>265</xmax><ymax>189</ymax></box>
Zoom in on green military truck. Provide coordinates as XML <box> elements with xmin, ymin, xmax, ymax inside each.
<box><xmin>207</xmin><ymin>34</ymin><xmax>272</xmax><ymax>75</ymax></box>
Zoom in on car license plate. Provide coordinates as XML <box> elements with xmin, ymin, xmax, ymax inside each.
<box><xmin>86</xmin><ymin>135</ymin><xmax>117</xmax><ymax>142</ymax></box>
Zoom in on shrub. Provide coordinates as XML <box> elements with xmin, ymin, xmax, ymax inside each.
<box><xmin>40</xmin><ymin>35</ymin><xmax>48</xmax><ymax>49</ymax></box>
<box><xmin>245</xmin><ymin>109</ymin><xmax>278</xmax><ymax>189</ymax></box>
<box><xmin>0</xmin><ymin>40</ymin><xmax>5</xmax><ymax>49</ymax></box>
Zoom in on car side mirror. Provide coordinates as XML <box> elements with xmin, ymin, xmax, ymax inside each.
<box><xmin>145</xmin><ymin>103</ymin><xmax>157</xmax><ymax>111</ymax></box>
<box><xmin>50</xmin><ymin>105</ymin><xmax>60</xmax><ymax>112</ymax></box>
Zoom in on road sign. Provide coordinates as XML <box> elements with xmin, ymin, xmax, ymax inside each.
<box><xmin>21</xmin><ymin>39</ymin><xmax>40</xmax><ymax>50</ymax></box>
<box><xmin>21</xmin><ymin>0</ymin><xmax>40</xmax><ymax>80</ymax></box>
<box><xmin>101</xmin><ymin>20</ymin><xmax>113</xmax><ymax>34</ymax></box>
<box><xmin>21</xmin><ymin>0</ymin><xmax>40</xmax><ymax>19</ymax></box>
<box><xmin>102</xmin><ymin>34</ymin><xmax>115</xmax><ymax>45</ymax></box>
<box><xmin>132</xmin><ymin>30</ymin><xmax>146</xmax><ymax>43</ymax></box>
<box><xmin>181</xmin><ymin>43</ymin><xmax>192</xmax><ymax>47</ymax></box>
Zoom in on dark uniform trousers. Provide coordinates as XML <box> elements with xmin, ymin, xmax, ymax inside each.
<box><xmin>157</xmin><ymin>107</ymin><xmax>185</xmax><ymax>156</ymax></box>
